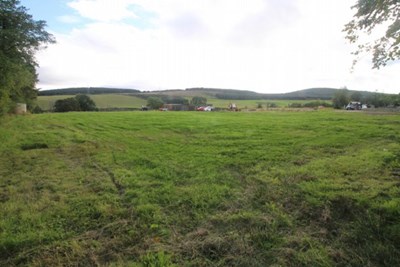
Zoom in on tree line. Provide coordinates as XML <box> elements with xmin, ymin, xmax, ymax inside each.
<box><xmin>146</xmin><ymin>96</ymin><xmax>207</xmax><ymax>109</ymax></box>
<box><xmin>332</xmin><ymin>89</ymin><xmax>400</xmax><ymax>109</ymax></box>
<box><xmin>39</xmin><ymin>87</ymin><xmax>141</xmax><ymax>96</ymax></box>
<box><xmin>53</xmin><ymin>94</ymin><xmax>97</xmax><ymax>112</ymax></box>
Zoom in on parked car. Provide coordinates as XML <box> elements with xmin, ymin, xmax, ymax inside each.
<box><xmin>197</xmin><ymin>106</ymin><xmax>214</xmax><ymax>111</ymax></box>
<box><xmin>346</xmin><ymin>102</ymin><xmax>362</xmax><ymax>110</ymax></box>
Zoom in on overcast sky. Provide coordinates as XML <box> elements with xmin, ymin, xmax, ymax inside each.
<box><xmin>21</xmin><ymin>0</ymin><xmax>400</xmax><ymax>94</ymax></box>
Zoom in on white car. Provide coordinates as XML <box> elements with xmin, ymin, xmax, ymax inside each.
<box><xmin>346</xmin><ymin>102</ymin><xmax>362</xmax><ymax>110</ymax></box>
<box><xmin>204</xmin><ymin>106</ymin><xmax>214</xmax><ymax>111</ymax></box>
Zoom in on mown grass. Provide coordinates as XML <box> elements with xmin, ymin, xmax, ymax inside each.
<box><xmin>0</xmin><ymin>110</ymin><xmax>399</xmax><ymax>266</ymax></box>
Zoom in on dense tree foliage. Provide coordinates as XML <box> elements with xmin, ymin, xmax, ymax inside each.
<box><xmin>332</xmin><ymin>89</ymin><xmax>350</xmax><ymax>109</ymax></box>
<box><xmin>54</xmin><ymin>95</ymin><xmax>97</xmax><ymax>112</ymax></box>
<box><xmin>364</xmin><ymin>92</ymin><xmax>400</xmax><ymax>107</ymax></box>
<box><xmin>146</xmin><ymin>97</ymin><xmax>164</xmax><ymax>109</ymax></box>
<box><xmin>160</xmin><ymin>96</ymin><xmax>188</xmax><ymax>105</ymax></box>
<box><xmin>75</xmin><ymin>94</ymin><xmax>97</xmax><ymax>111</ymax></box>
<box><xmin>333</xmin><ymin>88</ymin><xmax>399</xmax><ymax>108</ymax></box>
<box><xmin>54</xmin><ymin>98</ymin><xmax>80</xmax><ymax>113</ymax></box>
<box><xmin>344</xmin><ymin>0</ymin><xmax>400</xmax><ymax>68</ymax></box>
<box><xmin>190</xmin><ymin>96</ymin><xmax>207</xmax><ymax>106</ymax></box>
<box><xmin>0</xmin><ymin>0</ymin><xmax>54</xmax><ymax>114</ymax></box>
<box><xmin>144</xmin><ymin>95</ymin><xmax>191</xmax><ymax>109</ymax></box>
<box><xmin>288</xmin><ymin>101</ymin><xmax>332</xmax><ymax>108</ymax></box>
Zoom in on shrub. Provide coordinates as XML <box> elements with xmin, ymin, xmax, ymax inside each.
<box><xmin>303</xmin><ymin>101</ymin><xmax>332</xmax><ymax>108</ymax></box>
<box><xmin>332</xmin><ymin>89</ymin><xmax>350</xmax><ymax>109</ymax></box>
<box><xmin>53</xmin><ymin>95</ymin><xmax>97</xmax><ymax>112</ymax></box>
<box><xmin>54</xmin><ymin>98</ymin><xmax>81</xmax><ymax>112</ymax></box>
<box><xmin>266</xmin><ymin>102</ymin><xmax>277</xmax><ymax>108</ymax></box>
<box><xmin>31</xmin><ymin>105</ymin><xmax>44</xmax><ymax>114</ymax></box>
<box><xmin>147</xmin><ymin>97</ymin><xmax>164</xmax><ymax>109</ymax></box>
<box><xmin>288</xmin><ymin>103</ymin><xmax>303</xmax><ymax>108</ymax></box>
<box><xmin>75</xmin><ymin>94</ymin><xmax>97</xmax><ymax>111</ymax></box>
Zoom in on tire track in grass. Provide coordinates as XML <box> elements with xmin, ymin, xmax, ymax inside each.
<box><xmin>92</xmin><ymin>162</ymin><xmax>125</xmax><ymax>197</ymax></box>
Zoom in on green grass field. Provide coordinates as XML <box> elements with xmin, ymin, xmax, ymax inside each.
<box><xmin>1</xmin><ymin>110</ymin><xmax>399</xmax><ymax>266</ymax></box>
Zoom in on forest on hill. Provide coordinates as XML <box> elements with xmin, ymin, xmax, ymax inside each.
<box><xmin>38</xmin><ymin>87</ymin><xmax>141</xmax><ymax>96</ymax></box>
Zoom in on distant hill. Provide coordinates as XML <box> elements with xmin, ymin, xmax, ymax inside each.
<box><xmin>185</xmin><ymin>87</ymin><xmax>382</xmax><ymax>100</ymax></box>
<box><xmin>38</xmin><ymin>87</ymin><xmax>389</xmax><ymax>100</ymax></box>
<box><xmin>280</xmin><ymin>88</ymin><xmax>340</xmax><ymax>99</ymax></box>
<box><xmin>276</xmin><ymin>88</ymin><xmax>378</xmax><ymax>100</ymax></box>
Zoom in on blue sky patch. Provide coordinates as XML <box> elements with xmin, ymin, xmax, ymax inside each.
<box><xmin>20</xmin><ymin>0</ymin><xmax>89</xmax><ymax>33</ymax></box>
<box><xmin>124</xmin><ymin>4</ymin><xmax>157</xmax><ymax>30</ymax></box>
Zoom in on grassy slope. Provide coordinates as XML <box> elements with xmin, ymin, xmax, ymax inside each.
<box><xmin>0</xmin><ymin>111</ymin><xmax>399</xmax><ymax>266</ymax></box>
<box><xmin>36</xmin><ymin>95</ymin><xmax>75</xmax><ymax>110</ymax></box>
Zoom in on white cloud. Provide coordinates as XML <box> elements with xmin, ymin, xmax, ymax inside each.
<box><xmin>68</xmin><ymin>0</ymin><xmax>138</xmax><ymax>22</ymax></box>
<box><xmin>57</xmin><ymin>15</ymin><xmax>82</xmax><ymax>24</ymax></box>
<box><xmin>36</xmin><ymin>0</ymin><xmax>400</xmax><ymax>94</ymax></box>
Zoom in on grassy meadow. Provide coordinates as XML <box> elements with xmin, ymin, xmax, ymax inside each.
<box><xmin>0</xmin><ymin>110</ymin><xmax>399</xmax><ymax>266</ymax></box>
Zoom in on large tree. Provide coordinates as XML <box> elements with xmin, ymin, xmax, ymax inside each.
<box><xmin>75</xmin><ymin>94</ymin><xmax>97</xmax><ymax>111</ymax></box>
<box><xmin>190</xmin><ymin>96</ymin><xmax>207</xmax><ymax>106</ymax></box>
<box><xmin>344</xmin><ymin>1</ymin><xmax>400</xmax><ymax>69</ymax></box>
<box><xmin>54</xmin><ymin>97</ymin><xmax>81</xmax><ymax>113</ymax></box>
<box><xmin>53</xmin><ymin>95</ymin><xmax>97</xmax><ymax>112</ymax></box>
<box><xmin>147</xmin><ymin>97</ymin><xmax>164</xmax><ymax>109</ymax></box>
<box><xmin>332</xmin><ymin>89</ymin><xmax>350</xmax><ymax>109</ymax></box>
<box><xmin>0</xmin><ymin>0</ymin><xmax>55</xmax><ymax>114</ymax></box>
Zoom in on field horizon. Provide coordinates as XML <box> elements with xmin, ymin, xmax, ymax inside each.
<box><xmin>36</xmin><ymin>87</ymin><xmax>390</xmax><ymax>111</ymax></box>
